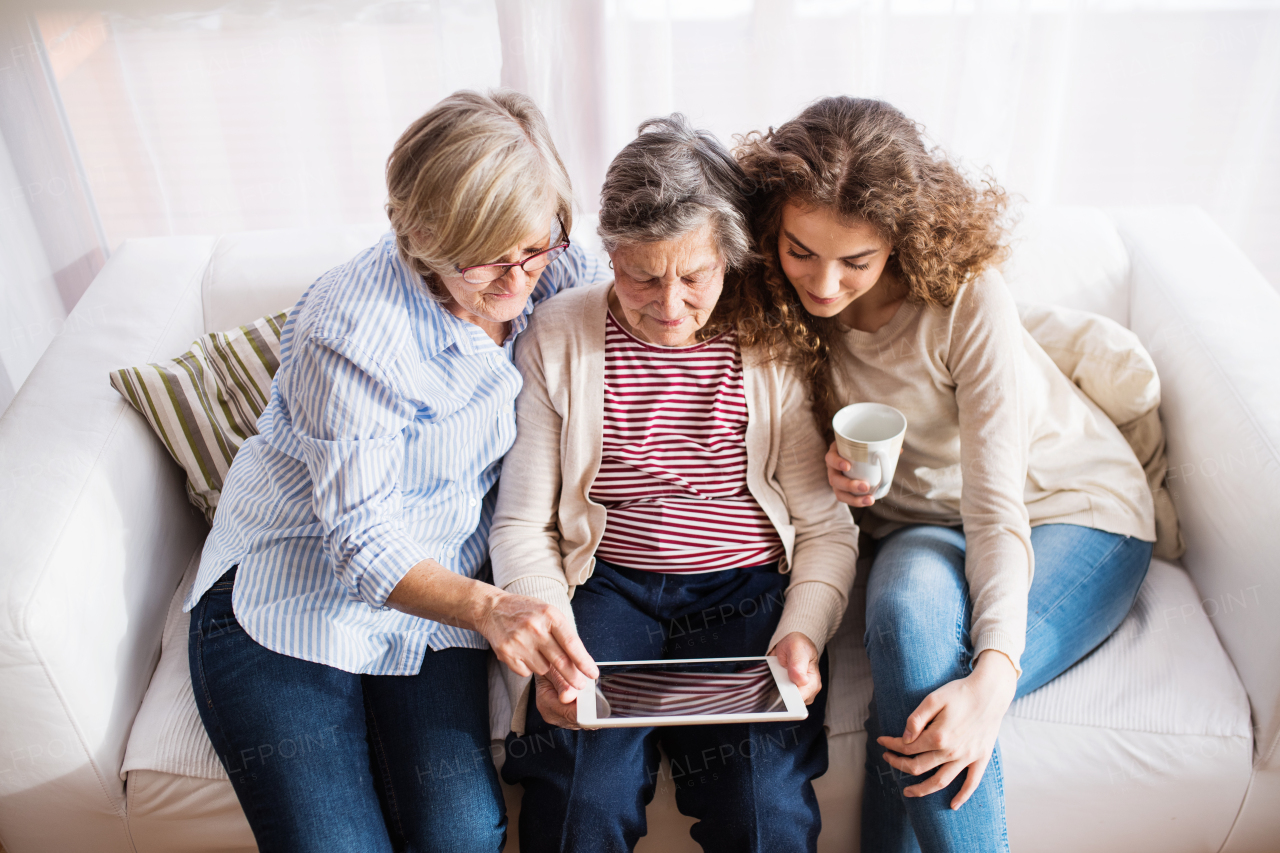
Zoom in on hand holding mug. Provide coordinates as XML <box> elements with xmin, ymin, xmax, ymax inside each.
<box><xmin>826</xmin><ymin>442</ymin><xmax>878</xmax><ymax>507</ymax></box>
<box><xmin>830</xmin><ymin>403</ymin><xmax>907</xmax><ymax>507</ymax></box>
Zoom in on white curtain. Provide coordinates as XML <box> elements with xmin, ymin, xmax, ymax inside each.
<box><xmin>41</xmin><ymin>3</ymin><xmax>503</xmax><ymax>242</ymax></box>
<box><xmin>16</xmin><ymin>0</ymin><xmax>1280</xmax><ymax>365</ymax></box>
<box><xmin>0</xmin><ymin>12</ymin><xmax>108</xmax><ymax>414</ymax></box>
<box><xmin>575</xmin><ymin>0</ymin><xmax>1280</xmax><ymax>279</ymax></box>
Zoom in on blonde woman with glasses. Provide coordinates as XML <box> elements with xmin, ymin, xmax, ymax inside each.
<box><xmin>184</xmin><ymin>90</ymin><xmax>606</xmax><ymax>852</ymax></box>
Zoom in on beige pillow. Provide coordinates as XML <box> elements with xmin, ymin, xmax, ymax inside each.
<box><xmin>110</xmin><ymin>311</ymin><xmax>288</xmax><ymax>524</ymax></box>
<box><xmin>1020</xmin><ymin>303</ymin><xmax>1184</xmax><ymax>560</ymax></box>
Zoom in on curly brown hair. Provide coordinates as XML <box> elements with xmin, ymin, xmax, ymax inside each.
<box><xmin>733</xmin><ymin>96</ymin><xmax>1011</xmax><ymax>441</ymax></box>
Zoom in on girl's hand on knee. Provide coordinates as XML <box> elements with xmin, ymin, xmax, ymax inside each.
<box><xmin>535</xmin><ymin>672</ymin><xmax>584</xmax><ymax>730</ymax></box>
<box><xmin>876</xmin><ymin>650</ymin><xmax>1018</xmax><ymax>810</ymax></box>
<box><xmin>825</xmin><ymin>442</ymin><xmax>876</xmax><ymax>508</ymax></box>
<box><xmin>769</xmin><ymin>632</ymin><xmax>822</xmax><ymax>704</ymax></box>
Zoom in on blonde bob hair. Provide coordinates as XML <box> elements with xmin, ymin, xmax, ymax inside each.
<box><xmin>386</xmin><ymin>89</ymin><xmax>574</xmax><ymax>299</ymax></box>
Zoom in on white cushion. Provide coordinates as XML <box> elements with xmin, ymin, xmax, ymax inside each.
<box><xmin>1017</xmin><ymin>302</ymin><xmax>1160</xmax><ymax>426</ymax></box>
<box><xmin>122</xmin><ymin>550</ymin><xmax>222</xmax><ymax>781</ymax></box>
<box><xmin>1007</xmin><ymin>560</ymin><xmax>1248</xmax><ymax>736</ymax></box>
<box><xmin>201</xmin><ymin>224</ymin><xmax>387</xmax><ymax>333</ymax></box>
<box><xmin>125</xmin><ymin>769</ymin><xmax>255</xmax><ymax>853</ymax></box>
<box><xmin>826</xmin><ymin>559</ymin><xmax>1250</xmax><ymax>739</ymax></box>
<box><xmin>1000</xmin><ymin>206</ymin><xmax>1131</xmax><ymax>325</ymax></box>
<box><xmin>126</xmin><ymin>554</ymin><xmax>1250</xmax><ymax>852</ymax></box>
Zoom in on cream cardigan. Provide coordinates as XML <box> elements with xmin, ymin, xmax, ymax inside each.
<box><xmin>490</xmin><ymin>283</ymin><xmax>859</xmax><ymax>733</ymax></box>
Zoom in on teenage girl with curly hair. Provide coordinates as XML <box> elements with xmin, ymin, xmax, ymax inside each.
<box><xmin>736</xmin><ymin>97</ymin><xmax>1156</xmax><ymax>852</ymax></box>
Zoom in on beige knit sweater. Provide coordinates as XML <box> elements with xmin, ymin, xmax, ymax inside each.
<box><xmin>490</xmin><ymin>283</ymin><xmax>859</xmax><ymax>733</ymax></box>
<box><xmin>834</xmin><ymin>269</ymin><xmax>1156</xmax><ymax>675</ymax></box>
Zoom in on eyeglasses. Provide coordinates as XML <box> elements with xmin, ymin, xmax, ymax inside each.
<box><xmin>456</xmin><ymin>219</ymin><xmax>571</xmax><ymax>285</ymax></box>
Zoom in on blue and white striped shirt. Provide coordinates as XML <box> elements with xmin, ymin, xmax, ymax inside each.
<box><xmin>185</xmin><ymin>232</ymin><xmax>605</xmax><ymax>675</ymax></box>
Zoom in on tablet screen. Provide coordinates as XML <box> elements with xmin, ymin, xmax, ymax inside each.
<box><xmin>594</xmin><ymin>660</ymin><xmax>785</xmax><ymax>719</ymax></box>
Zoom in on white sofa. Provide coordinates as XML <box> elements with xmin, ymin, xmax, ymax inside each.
<box><xmin>0</xmin><ymin>206</ymin><xmax>1277</xmax><ymax>853</ymax></box>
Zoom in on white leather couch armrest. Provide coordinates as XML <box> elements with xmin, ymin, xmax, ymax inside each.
<box><xmin>0</xmin><ymin>236</ymin><xmax>215</xmax><ymax>853</ymax></box>
<box><xmin>1113</xmin><ymin>206</ymin><xmax>1280</xmax><ymax>768</ymax></box>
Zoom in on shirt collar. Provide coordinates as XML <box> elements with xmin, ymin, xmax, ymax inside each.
<box><xmin>384</xmin><ymin>230</ymin><xmax>532</xmax><ymax>358</ymax></box>
<box><xmin>505</xmin><ymin>296</ymin><xmax>537</xmax><ymax>342</ymax></box>
<box><xmin>381</xmin><ymin>232</ymin><xmax>467</xmax><ymax>359</ymax></box>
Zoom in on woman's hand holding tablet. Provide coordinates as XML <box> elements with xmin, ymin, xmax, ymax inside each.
<box><xmin>769</xmin><ymin>631</ymin><xmax>822</xmax><ymax>704</ymax></box>
<box><xmin>534</xmin><ymin>671</ymin><xmax>587</xmax><ymax>729</ymax></box>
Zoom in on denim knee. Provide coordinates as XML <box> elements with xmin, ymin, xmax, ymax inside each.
<box><xmin>418</xmin><ymin>810</ymin><xmax>505</xmax><ymax>852</ymax></box>
<box><xmin>864</xmin><ymin>580</ymin><xmax>967</xmax><ymax>672</ymax></box>
<box><xmin>864</xmin><ymin>526</ymin><xmax>971</xmax><ymax>699</ymax></box>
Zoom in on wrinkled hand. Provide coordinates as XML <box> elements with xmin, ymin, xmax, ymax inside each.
<box><xmin>478</xmin><ymin>592</ymin><xmax>598</xmax><ymax>704</ymax></box>
<box><xmin>769</xmin><ymin>632</ymin><xmax>822</xmax><ymax>704</ymax></box>
<box><xmin>534</xmin><ymin>672</ymin><xmax>584</xmax><ymax>730</ymax></box>
<box><xmin>877</xmin><ymin>650</ymin><xmax>1018</xmax><ymax>810</ymax></box>
<box><xmin>825</xmin><ymin>441</ymin><xmax>877</xmax><ymax>508</ymax></box>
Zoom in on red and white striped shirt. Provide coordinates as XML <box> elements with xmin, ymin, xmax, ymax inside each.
<box><xmin>589</xmin><ymin>312</ymin><xmax>785</xmax><ymax>573</ymax></box>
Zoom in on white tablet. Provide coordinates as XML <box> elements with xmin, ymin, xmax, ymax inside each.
<box><xmin>575</xmin><ymin>656</ymin><xmax>808</xmax><ymax>728</ymax></box>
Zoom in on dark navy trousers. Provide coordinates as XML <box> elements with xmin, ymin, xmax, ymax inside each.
<box><xmin>503</xmin><ymin>559</ymin><xmax>829</xmax><ymax>853</ymax></box>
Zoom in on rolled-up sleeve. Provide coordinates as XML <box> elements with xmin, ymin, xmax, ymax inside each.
<box><xmin>288</xmin><ymin>334</ymin><xmax>422</xmax><ymax>609</ymax></box>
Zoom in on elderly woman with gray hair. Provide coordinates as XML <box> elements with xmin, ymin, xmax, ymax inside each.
<box><xmin>489</xmin><ymin>115</ymin><xmax>858</xmax><ymax>853</ymax></box>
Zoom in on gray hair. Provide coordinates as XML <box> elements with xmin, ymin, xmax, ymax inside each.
<box><xmin>597</xmin><ymin>114</ymin><xmax>753</xmax><ymax>271</ymax></box>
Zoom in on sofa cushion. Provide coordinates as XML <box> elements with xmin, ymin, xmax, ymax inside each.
<box><xmin>1018</xmin><ymin>302</ymin><xmax>1183</xmax><ymax>560</ymax></box>
<box><xmin>1018</xmin><ymin>302</ymin><xmax>1159</xmax><ymax>426</ymax></box>
<box><xmin>125</xmin><ymin>556</ymin><xmax>1249</xmax><ymax>853</ymax></box>
<box><xmin>124</xmin><ymin>736</ymin><xmax>867</xmax><ymax>853</ymax></box>
<box><xmin>124</xmin><ymin>769</ymin><xmax>256</xmax><ymax>853</ymax></box>
<box><xmin>823</xmin><ymin>558</ymin><xmax>1252</xmax><ymax>853</ymax></box>
<box><xmin>121</xmin><ymin>551</ymin><xmax>515</xmax><ymax>781</ymax></box>
<box><xmin>129</xmin><ymin>555</ymin><xmax>1249</xmax><ymax>778</ymax></box>
<box><xmin>824</xmin><ymin>559</ymin><xmax>1249</xmax><ymax>739</ymax></box>
<box><xmin>109</xmin><ymin>311</ymin><xmax>287</xmax><ymax>524</ymax></box>
<box><xmin>999</xmin><ymin>206</ymin><xmax>1131</xmax><ymax>325</ymax></box>
<box><xmin>202</xmin><ymin>224</ymin><xmax>387</xmax><ymax>333</ymax></box>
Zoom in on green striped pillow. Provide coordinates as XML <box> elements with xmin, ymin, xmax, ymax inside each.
<box><xmin>110</xmin><ymin>311</ymin><xmax>289</xmax><ymax>524</ymax></box>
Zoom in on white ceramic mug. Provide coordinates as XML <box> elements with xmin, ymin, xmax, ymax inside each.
<box><xmin>832</xmin><ymin>403</ymin><xmax>907</xmax><ymax>501</ymax></box>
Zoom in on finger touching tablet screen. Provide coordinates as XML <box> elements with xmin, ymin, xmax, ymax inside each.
<box><xmin>576</xmin><ymin>656</ymin><xmax>807</xmax><ymax>728</ymax></box>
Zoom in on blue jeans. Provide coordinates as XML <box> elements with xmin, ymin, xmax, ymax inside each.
<box><xmin>503</xmin><ymin>559</ymin><xmax>829</xmax><ymax>853</ymax></box>
<box><xmin>188</xmin><ymin>568</ymin><xmax>505</xmax><ymax>853</ymax></box>
<box><xmin>861</xmin><ymin>524</ymin><xmax>1153</xmax><ymax>853</ymax></box>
